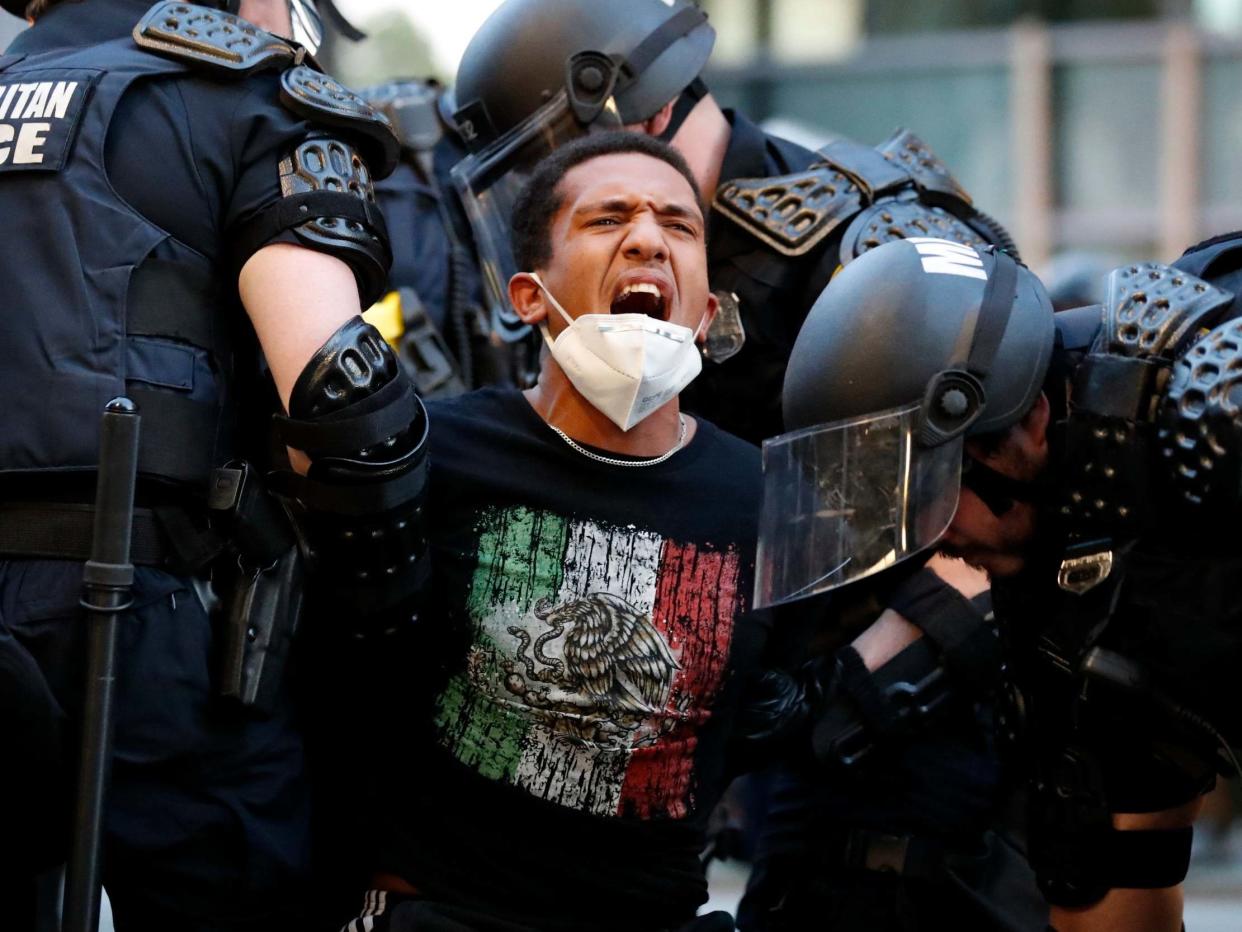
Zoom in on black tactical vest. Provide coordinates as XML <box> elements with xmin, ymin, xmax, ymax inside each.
<box><xmin>0</xmin><ymin>36</ymin><xmax>233</xmax><ymax>493</ymax></box>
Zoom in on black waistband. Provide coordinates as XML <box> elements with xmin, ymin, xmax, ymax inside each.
<box><xmin>0</xmin><ymin>501</ymin><xmax>169</xmax><ymax>566</ymax></box>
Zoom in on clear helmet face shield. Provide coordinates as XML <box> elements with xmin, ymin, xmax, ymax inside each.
<box><xmin>754</xmin><ymin>403</ymin><xmax>964</xmax><ymax>608</ymax></box>
<box><xmin>452</xmin><ymin>91</ymin><xmax>622</xmax><ymax>342</ymax></box>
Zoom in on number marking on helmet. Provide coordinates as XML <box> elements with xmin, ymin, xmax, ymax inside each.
<box><xmin>908</xmin><ymin>237</ymin><xmax>987</xmax><ymax>281</ymax></box>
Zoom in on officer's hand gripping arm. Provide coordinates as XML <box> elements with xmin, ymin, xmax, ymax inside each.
<box><xmin>730</xmin><ymin>568</ymin><xmax>1002</xmax><ymax>771</ymax></box>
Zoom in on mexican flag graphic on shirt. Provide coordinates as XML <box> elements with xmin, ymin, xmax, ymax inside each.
<box><xmin>434</xmin><ymin>505</ymin><xmax>742</xmax><ymax>820</ymax></box>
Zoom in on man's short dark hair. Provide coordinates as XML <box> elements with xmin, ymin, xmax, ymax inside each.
<box><xmin>510</xmin><ymin>132</ymin><xmax>704</xmax><ymax>273</ymax></box>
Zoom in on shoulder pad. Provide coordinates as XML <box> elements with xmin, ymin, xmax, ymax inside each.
<box><xmin>713</xmin><ymin>164</ymin><xmax>863</xmax><ymax>257</ymax></box>
<box><xmin>133</xmin><ymin>2</ymin><xmax>295</xmax><ymax>77</ymax></box>
<box><xmin>1102</xmin><ymin>262</ymin><xmax>1233</xmax><ymax>359</ymax></box>
<box><xmin>839</xmin><ymin>198</ymin><xmax>988</xmax><ymax>263</ymax></box>
<box><xmin>815</xmin><ymin>137</ymin><xmax>911</xmax><ymax>198</ymax></box>
<box><xmin>1158</xmin><ymin>316</ymin><xmax>1242</xmax><ymax>512</ymax></box>
<box><xmin>281</xmin><ymin>66</ymin><xmax>400</xmax><ymax>178</ymax></box>
<box><xmin>877</xmin><ymin>129</ymin><xmax>973</xmax><ymax>207</ymax></box>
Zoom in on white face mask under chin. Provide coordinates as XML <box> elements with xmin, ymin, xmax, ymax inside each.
<box><xmin>529</xmin><ymin>272</ymin><xmax>705</xmax><ymax>431</ymax></box>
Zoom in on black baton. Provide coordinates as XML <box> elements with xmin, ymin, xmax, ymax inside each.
<box><xmin>63</xmin><ymin>398</ymin><xmax>141</xmax><ymax>932</ymax></box>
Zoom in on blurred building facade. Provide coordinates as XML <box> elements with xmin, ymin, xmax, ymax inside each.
<box><xmin>702</xmin><ymin>0</ymin><xmax>1242</xmax><ymax>267</ymax></box>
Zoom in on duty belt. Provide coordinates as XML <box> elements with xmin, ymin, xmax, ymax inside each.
<box><xmin>0</xmin><ymin>501</ymin><xmax>171</xmax><ymax>566</ymax></box>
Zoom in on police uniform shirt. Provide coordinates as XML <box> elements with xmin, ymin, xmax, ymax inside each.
<box><xmin>5</xmin><ymin>0</ymin><xmax>318</xmax><ymax>293</ymax></box>
<box><xmin>686</xmin><ymin>110</ymin><xmax>830</xmax><ymax>445</ymax></box>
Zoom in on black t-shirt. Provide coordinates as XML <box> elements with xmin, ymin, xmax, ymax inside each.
<box><xmin>376</xmin><ymin>388</ymin><xmax>767</xmax><ymax>931</ymax></box>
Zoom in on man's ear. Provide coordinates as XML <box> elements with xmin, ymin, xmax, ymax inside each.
<box><xmin>509</xmin><ymin>272</ymin><xmax>548</xmax><ymax>326</ymax></box>
<box><xmin>1019</xmin><ymin>392</ymin><xmax>1052</xmax><ymax>458</ymax></box>
<box><xmin>1018</xmin><ymin>395</ymin><xmax>1048</xmax><ymax>449</ymax></box>
<box><xmin>694</xmin><ymin>291</ymin><xmax>720</xmax><ymax>344</ymax></box>
<box><xmin>627</xmin><ymin>99</ymin><xmax>675</xmax><ymax>137</ymax></box>
<box><xmin>986</xmin><ymin>392</ymin><xmax>1051</xmax><ymax>473</ymax></box>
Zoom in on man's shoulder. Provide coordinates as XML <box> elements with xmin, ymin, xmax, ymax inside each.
<box><xmin>426</xmin><ymin>387</ymin><xmax>533</xmax><ymax>447</ymax></box>
<box><xmin>427</xmin><ymin>386</ymin><xmax>521</xmax><ymax>417</ymax></box>
<box><xmin>688</xmin><ymin>417</ymin><xmax>762</xmax><ymax>489</ymax></box>
<box><xmin>694</xmin><ymin>416</ymin><xmax>760</xmax><ymax>456</ymax></box>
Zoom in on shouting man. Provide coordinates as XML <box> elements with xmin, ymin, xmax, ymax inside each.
<box><xmin>344</xmin><ymin>133</ymin><xmax>762</xmax><ymax>932</ymax></box>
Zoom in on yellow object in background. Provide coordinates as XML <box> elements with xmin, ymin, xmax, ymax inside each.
<box><xmin>363</xmin><ymin>291</ymin><xmax>406</xmax><ymax>348</ymax></box>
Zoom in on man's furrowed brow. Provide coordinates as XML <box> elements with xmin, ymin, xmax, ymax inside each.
<box><xmin>574</xmin><ymin>197</ymin><xmax>638</xmax><ymax>218</ymax></box>
<box><xmin>656</xmin><ymin>201</ymin><xmax>704</xmax><ymax>225</ymax></box>
<box><xmin>572</xmin><ymin>197</ymin><xmax>703</xmax><ymax>224</ymax></box>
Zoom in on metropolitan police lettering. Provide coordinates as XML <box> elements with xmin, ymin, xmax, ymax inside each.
<box><xmin>0</xmin><ymin>70</ymin><xmax>100</xmax><ymax>172</ymax></box>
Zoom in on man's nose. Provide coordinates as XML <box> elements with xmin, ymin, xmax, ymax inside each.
<box><xmin>622</xmin><ymin>214</ymin><xmax>668</xmax><ymax>262</ymax></box>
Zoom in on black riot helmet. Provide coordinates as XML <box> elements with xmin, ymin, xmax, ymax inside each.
<box><xmin>754</xmin><ymin>237</ymin><xmax>1056</xmax><ymax>607</ymax></box>
<box><xmin>454</xmin><ymin>0</ymin><xmax>714</xmax><ymax>150</ymax></box>
<box><xmin>450</xmin><ymin>0</ymin><xmax>715</xmax><ymax>342</ymax></box>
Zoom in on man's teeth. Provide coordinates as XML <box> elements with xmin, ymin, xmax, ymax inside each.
<box><xmin>620</xmin><ymin>282</ymin><xmax>662</xmax><ymax>300</ymax></box>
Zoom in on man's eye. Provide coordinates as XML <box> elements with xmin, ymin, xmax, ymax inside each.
<box><xmin>667</xmin><ymin>221</ymin><xmax>696</xmax><ymax>234</ymax></box>
<box><xmin>588</xmin><ymin>216</ymin><xmax>621</xmax><ymax>227</ymax></box>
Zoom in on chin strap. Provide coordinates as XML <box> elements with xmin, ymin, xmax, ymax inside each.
<box><xmin>317</xmin><ymin>0</ymin><xmax>366</xmax><ymax>42</ymax></box>
<box><xmin>657</xmin><ymin>77</ymin><xmax>707</xmax><ymax>142</ymax></box>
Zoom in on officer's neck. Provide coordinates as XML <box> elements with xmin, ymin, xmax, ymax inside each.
<box><xmin>524</xmin><ymin>360</ymin><xmax>692</xmax><ymax>459</ymax></box>
<box><xmin>669</xmin><ymin>94</ymin><xmax>731</xmax><ymax>205</ymax></box>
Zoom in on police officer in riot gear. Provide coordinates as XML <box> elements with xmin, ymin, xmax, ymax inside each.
<box><xmin>0</xmin><ymin>1</ymin><xmax>427</xmax><ymax>928</ymax></box>
<box><xmin>763</xmin><ymin>235</ymin><xmax>1242</xmax><ymax>930</ymax></box>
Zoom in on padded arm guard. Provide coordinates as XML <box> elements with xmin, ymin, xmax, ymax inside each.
<box><xmin>812</xmin><ymin>639</ymin><xmax>954</xmax><ymax>769</ymax></box>
<box><xmin>1063</xmin><ymin>262</ymin><xmax>1233</xmax><ymax>538</ymax></box>
<box><xmin>230</xmin><ymin>135</ymin><xmax>393</xmax><ymax>307</ymax></box>
<box><xmin>1158</xmin><ymin>316</ymin><xmax>1242</xmax><ymax>522</ymax></box>
<box><xmin>273</xmin><ymin>317</ymin><xmax>429</xmax><ymax>635</ymax></box>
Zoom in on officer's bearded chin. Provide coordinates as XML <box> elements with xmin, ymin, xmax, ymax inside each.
<box><xmin>939</xmin><ymin>494</ymin><xmax>1039</xmax><ymax>578</ymax></box>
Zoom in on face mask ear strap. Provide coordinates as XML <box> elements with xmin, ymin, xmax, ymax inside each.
<box><xmin>690</xmin><ymin>308</ymin><xmax>712</xmax><ymax>343</ymax></box>
<box><xmin>538</xmin><ymin>322</ymin><xmax>556</xmax><ymax>352</ymax></box>
<box><xmin>527</xmin><ymin>272</ymin><xmax>575</xmax><ymax>329</ymax></box>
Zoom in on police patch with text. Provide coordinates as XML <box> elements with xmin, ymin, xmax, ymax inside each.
<box><xmin>0</xmin><ymin>70</ymin><xmax>100</xmax><ymax>172</ymax></box>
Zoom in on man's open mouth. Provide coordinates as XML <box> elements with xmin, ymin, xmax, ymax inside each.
<box><xmin>610</xmin><ymin>281</ymin><xmax>667</xmax><ymax>320</ymax></box>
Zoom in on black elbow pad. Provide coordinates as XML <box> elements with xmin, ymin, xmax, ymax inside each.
<box><xmin>274</xmin><ymin>317</ymin><xmax>428</xmax><ymax>632</ymax></box>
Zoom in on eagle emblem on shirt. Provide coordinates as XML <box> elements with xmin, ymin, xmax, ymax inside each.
<box><xmin>501</xmin><ymin>592</ymin><xmax>681</xmax><ymax>748</ymax></box>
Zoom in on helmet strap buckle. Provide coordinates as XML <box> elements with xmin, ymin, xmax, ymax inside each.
<box><xmin>917</xmin><ymin>368</ymin><xmax>985</xmax><ymax>447</ymax></box>
<box><xmin>566</xmin><ymin>51</ymin><xmax>621</xmax><ymax>126</ymax></box>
